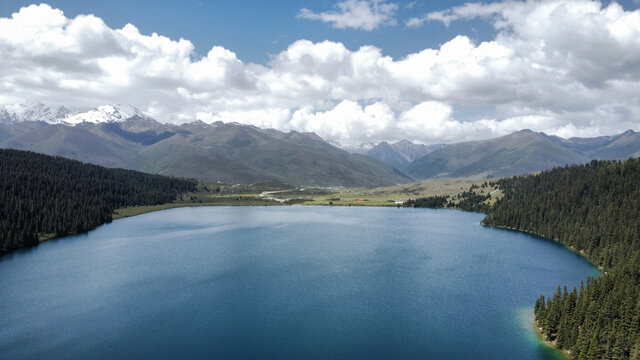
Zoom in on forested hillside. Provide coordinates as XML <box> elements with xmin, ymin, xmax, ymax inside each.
<box><xmin>484</xmin><ymin>159</ymin><xmax>640</xmax><ymax>359</ymax></box>
<box><xmin>0</xmin><ymin>149</ymin><xmax>197</xmax><ymax>255</ymax></box>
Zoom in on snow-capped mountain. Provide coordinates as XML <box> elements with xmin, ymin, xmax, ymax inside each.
<box><xmin>61</xmin><ymin>104</ymin><xmax>146</xmax><ymax>125</ymax></box>
<box><xmin>0</xmin><ymin>102</ymin><xmax>70</xmax><ymax>124</ymax></box>
<box><xmin>339</xmin><ymin>141</ymin><xmax>377</xmax><ymax>154</ymax></box>
<box><xmin>0</xmin><ymin>103</ymin><xmax>148</xmax><ymax>125</ymax></box>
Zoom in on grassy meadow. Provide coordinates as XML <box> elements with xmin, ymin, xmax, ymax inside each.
<box><xmin>113</xmin><ymin>178</ymin><xmax>503</xmax><ymax>219</ymax></box>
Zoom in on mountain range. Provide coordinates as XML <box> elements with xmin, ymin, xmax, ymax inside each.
<box><xmin>1</xmin><ymin>102</ymin><xmax>639</xmax><ymax>184</ymax></box>
<box><xmin>0</xmin><ymin>103</ymin><xmax>411</xmax><ymax>186</ymax></box>
<box><xmin>405</xmin><ymin>129</ymin><xmax>640</xmax><ymax>179</ymax></box>
<box><xmin>341</xmin><ymin>129</ymin><xmax>640</xmax><ymax>180</ymax></box>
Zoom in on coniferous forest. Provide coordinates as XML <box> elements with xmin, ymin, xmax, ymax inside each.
<box><xmin>0</xmin><ymin>149</ymin><xmax>197</xmax><ymax>255</ymax></box>
<box><xmin>410</xmin><ymin>158</ymin><xmax>640</xmax><ymax>358</ymax></box>
<box><xmin>484</xmin><ymin>159</ymin><xmax>640</xmax><ymax>359</ymax></box>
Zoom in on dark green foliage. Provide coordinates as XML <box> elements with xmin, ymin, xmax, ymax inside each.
<box><xmin>406</xmin><ymin>196</ymin><xmax>448</xmax><ymax>208</ymax></box>
<box><xmin>0</xmin><ymin>149</ymin><xmax>196</xmax><ymax>255</ymax></box>
<box><xmin>455</xmin><ymin>191</ymin><xmax>491</xmax><ymax>213</ymax></box>
<box><xmin>484</xmin><ymin>159</ymin><xmax>640</xmax><ymax>359</ymax></box>
<box><xmin>408</xmin><ymin>190</ymin><xmax>490</xmax><ymax>213</ymax></box>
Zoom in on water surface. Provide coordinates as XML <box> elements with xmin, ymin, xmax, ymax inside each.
<box><xmin>0</xmin><ymin>206</ymin><xmax>599</xmax><ymax>359</ymax></box>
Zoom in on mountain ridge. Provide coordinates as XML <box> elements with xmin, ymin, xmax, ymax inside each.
<box><xmin>2</xmin><ymin>102</ymin><xmax>639</xmax><ymax>184</ymax></box>
<box><xmin>405</xmin><ymin>129</ymin><xmax>640</xmax><ymax>180</ymax></box>
<box><xmin>0</xmin><ymin>110</ymin><xmax>413</xmax><ymax>186</ymax></box>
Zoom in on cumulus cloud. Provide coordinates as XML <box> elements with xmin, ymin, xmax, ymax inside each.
<box><xmin>1</xmin><ymin>2</ymin><xmax>640</xmax><ymax>145</ymax></box>
<box><xmin>297</xmin><ymin>0</ymin><xmax>398</xmax><ymax>31</ymax></box>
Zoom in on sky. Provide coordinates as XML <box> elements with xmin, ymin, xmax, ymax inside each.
<box><xmin>0</xmin><ymin>0</ymin><xmax>639</xmax><ymax>145</ymax></box>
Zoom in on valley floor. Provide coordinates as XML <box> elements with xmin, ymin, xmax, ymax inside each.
<box><xmin>112</xmin><ymin>178</ymin><xmax>503</xmax><ymax>219</ymax></box>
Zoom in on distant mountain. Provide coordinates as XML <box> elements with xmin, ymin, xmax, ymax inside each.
<box><xmin>367</xmin><ymin>142</ymin><xmax>411</xmax><ymax>170</ymax></box>
<box><xmin>406</xmin><ymin>129</ymin><xmax>640</xmax><ymax>180</ymax></box>
<box><xmin>0</xmin><ymin>102</ymin><xmax>147</xmax><ymax>126</ymax></box>
<box><xmin>4</xmin><ymin>102</ymin><xmax>638</xmax><ymax>183</ymax></box>
<box><xmin>579</xmin><ymin>130</ymin><xmax>640</xmax><ymax>160</ymax></box>
<box><xmin>61</xmin><ymin>104</ymin><xmax>147</xmax><ymax>125</ymax></box>
<box><xmin>365</xmin><ymin>140</ymin><xmax>446</xmax><ymax>170</ymax></box>
<box><xmin>0</xmin><ymin>109</ymin><xmax>412</xmax><ymax>187</ymax></box>
<box><xmin>0</xmin><ymin>102</ymin><xmax>70</xmax><ymax>124</ymax></box>
<box><xmin>390</xmin><ymin>140</ymin><xmax>445</xmax><ymax>162</ymax></box>
<box><xmin>341</xmin><ymin>142</ymin><xmax>376</xmax><ymax>154</ymax></box>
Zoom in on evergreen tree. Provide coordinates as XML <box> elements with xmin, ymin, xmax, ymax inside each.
<box><xmin>482</xmin><ymin>158</ymin><xmax>640</xmax><ymax>359</ymax></box>
<box><xmin>0</xmin><ymin>149</ymin><xmax>197</xmax><ymax>255</ymax></box>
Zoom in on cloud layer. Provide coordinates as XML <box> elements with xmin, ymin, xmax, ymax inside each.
<box><xmin>1</xmin><ymin>2</ymin><xmax>639</xmax><ymax>145</ymax></box>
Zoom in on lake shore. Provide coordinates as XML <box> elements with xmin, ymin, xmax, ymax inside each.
<box><xmin>483</xmin><ymin>224</ymin><xmax>604</xmax><ymax>273</ymax></box>
<box><xmin>533</xmin><ymin>318</ymin><xmax>571</xmax><ymax>359</ymax></box>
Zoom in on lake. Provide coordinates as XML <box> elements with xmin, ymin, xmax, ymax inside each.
<box><xmin>0</xmin><ymin>206</ymin><xmax>600</xmax><ymax>359</ymax></box>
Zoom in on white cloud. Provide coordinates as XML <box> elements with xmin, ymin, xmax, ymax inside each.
<box><xmin>1</xmin><ymin>2</ymin><xmax>640</xmax><ymax>145</ymax></box>
<box><xmin>405</xmin><ymin>1</ymin><xmax>418</xmax><ymax>10</ymax></box>
<box><xmin>407</xmin><ymin>1</ymin><xmax>514</xmax><ymax>27</ymax></box>
<box><xmin>298</xmin><ymin>0</ymin><xmax>398</xmax><ymax>31</ymax></box>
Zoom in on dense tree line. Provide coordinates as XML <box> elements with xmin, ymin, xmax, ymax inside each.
<box><xmin>409</xmin><ymin>159</ymin><xmax>640</xmax><ymax>358</ymax></box>
<box><xmin>1</xmin><ymin>149</ymin><xmax>197</xmax><ymax>254</ymax></box>
<box><xmin>408</xmin><ymin>189</ymin><xmax>491</xmax><ymax>213</ymax></box>
<box><xmin>406</xmin><ymin>195</ymin><xmax>449</xmax><ymax>208</ymax></box>
<box><xmin>485</xmin><ymin>159</ymin><xmax>640</xmax><ymax>359</ymax></box>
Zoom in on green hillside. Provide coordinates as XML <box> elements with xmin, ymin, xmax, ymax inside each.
<box><xmin>408</xmin><ymin>159</ymin><xmax>640</xmax><ymax>358</ymax></box>
<box><xmin>484</xmin><ymin>160</ymin><xmax>640</xmax><ymax>359</ymax></box>
<box><xmin>0</xmin><ymin>149</ymin><xmax>196</xmax><ymax>255</ymax></box>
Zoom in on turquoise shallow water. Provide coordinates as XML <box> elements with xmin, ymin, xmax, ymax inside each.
<box><xmin>0</xmin><ymin>206</ymin><xmax>599</xmax><ymax>359</ymax></box>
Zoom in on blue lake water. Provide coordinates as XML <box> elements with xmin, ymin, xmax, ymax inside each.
<box><xmin>0</xmin><ymin>206</ymin><xmax>600</xmax><ymax>359</ymax></box>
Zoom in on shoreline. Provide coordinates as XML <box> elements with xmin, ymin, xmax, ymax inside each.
<box><xmin>485</xmin><ymin>222</ymin><xmax>605</xmax><ymax>359</ymax></box>
<box><xmin>533</xmin><ymin>318</ymin><xmax>571</xmax><ymax>359</ymax></box>
<box><xmin>482</xmin><ymin>223</ymin><xmax>605</xmax><ymax>273</ymax></box>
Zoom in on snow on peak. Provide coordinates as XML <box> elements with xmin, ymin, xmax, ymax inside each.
<box><xmin>0</xmin><ymin>102</ymin><xmax>70</xmax><ymax>124</ymax></box>
<box><xmin>60</xmin><ymin>104</ymin><xmax>146</xmax><ymax>125</ymax></box>
<box><xmin>0</xmin><ymin>102</ymin><xmax>149</xmax><ymax>125</ymax></box>
<box><xmin>340</xmin><ymin>141</ymin><xmax>377</xmax><ymax>154</ymax></box>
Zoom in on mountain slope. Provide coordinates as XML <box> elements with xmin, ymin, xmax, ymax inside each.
<box><xmin>367</xmin><ymin>141</ymin><xmax>410</xmax><ymax>170</ymax></box>
<box><xmin>591</xmin><ymin>130</ymin><xmax>640</xmax><ymax>159</ymax></box>
<box><xmin>160</xmin><ymin>123</ymin><xmax>414</xmax><ymax>186</ymax></box>
<box><xmin>390</xmin><ymin>140</ymin><xmax>444</xmax><ymax>162</ymax></box>
<box><xmin>365</xmin><ymin>140</ymin><xmax>445</xmax><ymax>170</ymax></box>
<box><xmin>406</xmin><ymin>129</ymin><xmax>640</xmax><ymax>180</ymax></box>
<box><xmin>406</xmin><ymin>130</ymin><xmax>589</xmax><ymax>179</ymax></box>
<box><xmin>0</xmin><ymin>117</ymin><xmax>412</xmax><ymax>187</ymax></box>
<box><xmin>2</xmin><ymin>124</ymin><xmax>142</xmax><ymax>170</ymax></box>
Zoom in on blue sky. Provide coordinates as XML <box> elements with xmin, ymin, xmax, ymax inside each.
<box><xmin>2</xmin><ymin>0</ymin><xmax>634</xmax><ymax>64</ymax></box>
<box><xmin>1</xmin><ymin>1</ymin><xmax>639</xmax><ymax>144</ymax></box>
<box><xmin>0</xmin><ymin>0</ymin><xmax>503</xmax><ymax>63</ymax></box>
